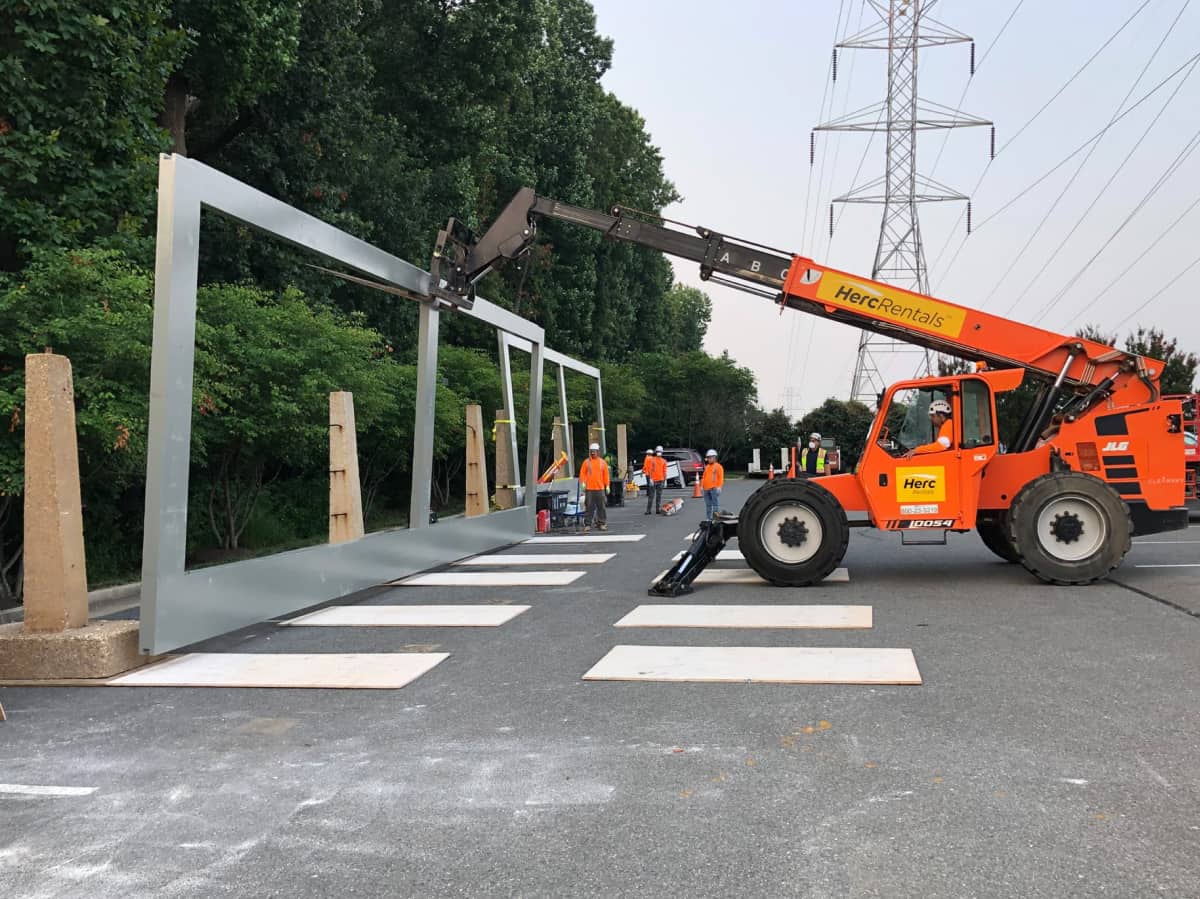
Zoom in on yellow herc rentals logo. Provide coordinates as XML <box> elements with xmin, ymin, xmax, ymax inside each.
<box><xmin>896</xmin><ymin>466</ymin><xmax>946</xmax><ymax>502</ymax></box>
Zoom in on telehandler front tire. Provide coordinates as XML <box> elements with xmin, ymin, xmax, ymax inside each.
<box><xmin>976</xmin><ymin>512</ymin><xmax>1019</xmax><ymax>563</ymax></box>
<box><xmin>738</xmin><ymin>480</ymin><xmax>849</xmax><ymax>586</ymax></box>
<box><xmin>1006</xmin><ymin>472</ymin><xmax>1131</xmax><ymax>585</ymax></box>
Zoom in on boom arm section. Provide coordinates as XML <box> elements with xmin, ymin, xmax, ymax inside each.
<box><xmin>434</xmin><ymin>187</ymin><xmax>1161</xmax><ymax>399</ymax></box>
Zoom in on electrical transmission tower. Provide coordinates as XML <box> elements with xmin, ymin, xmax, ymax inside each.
<box><xmin>814</xmin><ymin>0</ymin><xmax>991</xmax><ymax>405</ymax></box>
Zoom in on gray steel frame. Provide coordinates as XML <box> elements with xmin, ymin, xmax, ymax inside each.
<box><xmin>502</xmin><ymin>335</ymin><xmax>606</xmax><ymax>460</ymax></box>
<box><xmin>141</xmin><ymin>154</ymin><xmax>545</xmax><ymax>654</ymax></box>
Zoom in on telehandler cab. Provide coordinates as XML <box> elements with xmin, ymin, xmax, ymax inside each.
<box><xmin>421</xmin><ymin>189</ymin><xmax>1189</xmax><ymax>590</ymax></box>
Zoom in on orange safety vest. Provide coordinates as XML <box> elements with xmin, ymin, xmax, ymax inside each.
<box><xmin>643</xmin><ymin>454</ymin><xmax>657</xmax><ymax>481</ymax></box>
<box><xmin>654</xmin><ymin>456</ymin><xmax>667</xmax><ymax>480</ymax></box>
<box><xmin>913</xmin><ymin>419</ymin><xmax>954</xmax><ymax>455</ymax></box>
<box><xmin>701</xmin><ymin>461</ymin><xmax>724</xmax><ymax>489</ymax></box>
<box><xmin>579</xmin><ymin>457</ymin><xmax>610</xmax><ymax>491</ymax></box>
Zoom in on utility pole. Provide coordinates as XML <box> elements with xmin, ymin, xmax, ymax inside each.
<box><xmin>814</xmin><ymin>0</ymin><xmax>992</xmax><ymax>405</ymax></box>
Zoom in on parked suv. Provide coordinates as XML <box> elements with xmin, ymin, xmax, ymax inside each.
<box><xmin>660</xmin><ymin>448</ymin><xmax>704</xmax><ymax>487</ymax></box>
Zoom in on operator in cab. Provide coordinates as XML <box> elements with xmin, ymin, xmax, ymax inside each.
<box><xmin>905</xmin><ymin>399</ymin><xmax>954</xmax><ymax>457</ymax></box>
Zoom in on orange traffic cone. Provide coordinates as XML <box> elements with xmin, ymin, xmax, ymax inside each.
<box><xmin>692</xmin><ymin>475</ymin><xmax>703</xmax><ymax>498</ymax></box>
<box><xmin>768</xmin><ymin>463</ymin><xmax>774</xmax><ymax>480</ymax></box>
<box><xmin>788</xmin><ymin>446</ymin><xmax>797</xmax><ymax>479</ymax></box>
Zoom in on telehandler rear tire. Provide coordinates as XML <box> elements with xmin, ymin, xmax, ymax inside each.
<box><xmin>738</xmin><ymin>480</ymin><xmax>849</xmax><ymax>586</ymax></box>
<box><xmin>1006</xmin><ymin>472</ymin><xmax>1131</xmax><ymax>585</ymax></box>
<box><xmin>976</xmin><ymin>512</ymin><xmax>1019</xmax><ymax>563</ymax></box>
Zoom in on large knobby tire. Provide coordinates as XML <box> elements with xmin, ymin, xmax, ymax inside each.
<box><xmin>1006</xmin><ymin>472</ymin><xmax>1131</xmax><ymax>585</ymax></box>
<box><xmin>976</xmin><ymin>512</ymin><xmax>1019</xmax><ymax>563</ymax></box>
<box><xmin>738</xmin><ymin>480</ymin><xmax>849</xmax><ymax>586</ymax></box>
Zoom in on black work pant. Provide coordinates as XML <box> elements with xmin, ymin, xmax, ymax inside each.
<box><xmin>645</xmin><ymin>479</ymin><xmax>663</xmax><ymax>513</ymax></box>
<box><xmin>584</xmin><ymin>489</ymin><xmax>607</xmax><ymax>526</ymax></box>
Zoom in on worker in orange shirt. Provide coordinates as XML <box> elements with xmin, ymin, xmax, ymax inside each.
<box><xmin>905</xmin><ymin>399</ymin><xmax>954</xmax><ymax>457</ymax></box>
<box><xmin>700</xmin><ymin>449</ymin><xmax>724</xmax><ymax>518</ymax></box>
<box><xmin>644</xmin><ymin>445</ymin><xmax>665</xmax><ymax>515</ymax></box>
<box><xmin>580</xmin><ymin>443</ymin><xmax>610</xmax><ymax>531</ymax></box>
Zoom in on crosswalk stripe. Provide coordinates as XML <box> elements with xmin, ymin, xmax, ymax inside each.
<box><xmin>583</xmin><ymin>645</ymin><xmax>921</xmax><ymax>685</ymax></box>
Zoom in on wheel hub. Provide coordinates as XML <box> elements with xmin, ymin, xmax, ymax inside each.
<box><xmin>778</xmin><ymin>516</ymin><xmax>809</xmax><ymax>548</ymax></box>
<box><xmin>1050</xmin><ymin>511</ymin><xmax>1084</xmax><ymax>544</ymax></box>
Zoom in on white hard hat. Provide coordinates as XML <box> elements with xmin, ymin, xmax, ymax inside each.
<box><xmin>929</xmin><ymin>399</ymin><xmax>952</xmax><ymax>416</ymax></box>
<box><xmin>655</xmin><ymin>445</ymin><xmax>663</xmax><ymax>453</ymax></box>
<box><xmin>588</xmin><ymin>442</ymin><xmax>600</xmax><ymax>451</ymax></box>
<box><xmin>706</xmin><ymin>448</ymin><xmax>717</xmax><ymax>457</ymax></box>
<box><xmin>810</xmin><ymin>432</ymin><xmax>821</xmax><ymax>440</ymax></box>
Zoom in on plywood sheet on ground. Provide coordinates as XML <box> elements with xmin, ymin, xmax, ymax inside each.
<box><xmin>692</xmin><ymin>567</ymin><xmax>849</xmax><ymax>584</ymax></box>
<box><xmin>455</xmin><ymin>553</ymin><xmax>614</xmax><ymax>566</ymax></box>
<box><xmin>614</xmin><ymin>604</ymin><xmax>871</xmax><ymax>629</ymax></box>
<box><xmin>106</xmin><ymin>652</ymin><xmax>448</xmax><ymax>689</ymax></box>
<box><xmin>282</xmin><ymin>605</ymin><xmax>529</xmax><ymax>627</ymax></box>
<box><xmin>524</xmin><ymin>535</ymin><xmax>645</xmax><ymax>544</ymax></box>
<box><xmin>391</xmin><ymin>571</ymin><xmax>585</xmax><ymax>587</ymax></box>
<box><xmin>582</xmin><ymin>646</ymin><xmax>921</xmax><ymax>684</ymax></box>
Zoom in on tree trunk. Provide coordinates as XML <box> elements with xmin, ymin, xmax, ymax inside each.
<box><xmin>162</xmin><ymin>73</ymin><xmax>190</xmax><ymax>155</ymax></box>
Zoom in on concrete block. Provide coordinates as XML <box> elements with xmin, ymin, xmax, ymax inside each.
<box><xmin>329</xmin><ymin>391</ymin><xmax>365</xmax><ymax>543</ymax></box>
<box><xmin>465</xmin><ymin>405</ymin><xmax>488</xmax><ymax>517</ymax></box>
<box><xmin>23</xmin><ymin>353</ymin><xmax>88</xmax><ymax>632</ymax></box>
<box><xmin>0</xmin><ymin>620</ymin><xmax>145</xmax><ymax>680</ymax></box>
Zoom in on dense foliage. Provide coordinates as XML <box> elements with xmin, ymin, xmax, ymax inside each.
<box><xmin>0</xmin><ymin>0</ymin><xmax>759</xmax><ymax>601</ymax></box>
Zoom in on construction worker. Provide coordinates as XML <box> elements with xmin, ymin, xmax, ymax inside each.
<box><xmin>800</xmin><ymin>432</ymin><xmax>828</xmax><ymax>476</ymax></box>
<box><xmin>701</xmin><ymin>449</ymin><xmax>724</xmax><ymax>518</ymax></box>
<box><xmin>579</xmin><ymin>442</ymin><xmax>610</xmax><ymax>530</ymax></box>
<box><xmin>906</xmin><ymin>399</ymin><xmax>954</xmax><ymax>457</ymax></box>
<box><xmin>644</xmin><ymin>445</ymin><xmax>665</xmax><ymax>515</ymax></box>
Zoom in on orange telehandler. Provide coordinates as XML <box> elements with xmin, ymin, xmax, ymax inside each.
<box><xmin>425</xmin><ymin>189</ymin><xmax>1189</xmax><ymax>589</ymax></box>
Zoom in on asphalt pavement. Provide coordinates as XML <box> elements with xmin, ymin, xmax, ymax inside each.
<box><xmin>2</xmin><ymin>479</ymin><xmax>1198</xmax><ymax>898</ymax></box>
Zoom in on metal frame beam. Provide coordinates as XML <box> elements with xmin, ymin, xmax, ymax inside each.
<box><xmin>141</xmin><ymin>154</ymin><xmax>545</xmax><ymax>654</ymax></box>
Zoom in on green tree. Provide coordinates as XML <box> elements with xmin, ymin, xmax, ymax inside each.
<box><xmin>190</xmin><ymin>282</ymin><xmax>412</xmax><ymax>550</ymax></box>
<box><xmin>162</xmin><ymin>1</ymin><xmax>302</xmax><ymax>157</ymax></box>
<box><xmin>1075</xmin><ymin>324</ymin><xmax>1118</xmax><ymax>347</ymax></box>
<box><xmin>1123</xmin><ymin>327</ymin><xmax>1197</xmax><ymax>395</ymax></box>
<box><xmin>0</xmin><ymin>248</ymin><xmax>158</xmax><ymax>598</ymax></box>
<box><xmin>0</xmin><ymin>2</ymin><xmax>186</xmax><ymax>271</ymax></box>
<box><xmin>744</xmin><ymin>407</ymin><xmax>797</xmax><ymax>463</ymax></box>
<box><xmin>663</xmin><ymin>285</ymin><xmax>713</xmax><ymax>353</ymax></box>
<box><xmin>797</xmin><ymin>398</ymin><xmax>876</xmax><ymax>470</ymax></box>
<box><xmin>635</xmin><ymin>350</ymin><xmax>757</xmax><ymax>455</ymax></box>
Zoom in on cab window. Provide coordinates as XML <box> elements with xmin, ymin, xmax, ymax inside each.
<box><xmin>960</xmin><ymin>379</ymin><xmax>995</xmax><ymax>449</ymax></box>
<box><xmin>878</xmin><ymin>385</ymin><xmax>952</xmax><ymax>457</ymax></box>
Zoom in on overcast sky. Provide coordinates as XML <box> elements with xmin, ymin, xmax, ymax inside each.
<box><xmin>589</xmin><ymin>0</ymin><xmax>1200</xmax><ymax>415</ymax></box>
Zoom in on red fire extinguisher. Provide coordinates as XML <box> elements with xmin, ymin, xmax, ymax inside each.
<box><xmin>537</xmin><ymin>509</ymin><xmax>550</xmax><ymax>533</ymax></box>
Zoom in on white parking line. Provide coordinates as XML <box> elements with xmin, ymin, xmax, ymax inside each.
<box><xmin>583</xmin><ymin>646</ymin><xmax>922</xmax><ymax>685</ymax></box>
<box><xmin>1134</xmin><ymin>541</ymin><xmax>1200</xmax><ymax>544</ymax></box>
<box><xmin>1134</xmin><ymin>563</ymin><xmax>1200</xmax><ymax>568</ymax></box>
<box><xmin>615</xmin><ymin>604</ymin><xmax>872</xmax><ymax>629</ymax></box>
<box><xmin>393</xmin><ymin>571</ymin><xmax>585</xmax><ymax>587</ymax></box>
<box><xmin>455</xmin><ymin>553</ymin><xmax>614</xmax><ymax>566</ymax></box>
<box><xmin>524</xmin><ymin>535</ymin><xmax>644</xmax><ymax>544</ymax></box>
<box><xmin>0</xmin><ymin>784</ymin><xmax>97</xmax><ymax>797</ymax></box>
<box><xmin>282</xmin><ymin>605</ymin><xmax>529</xmax><ymax>627</ymax></box>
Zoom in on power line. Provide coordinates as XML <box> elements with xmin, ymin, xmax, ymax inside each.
<box><xmin>927</xmin><ymin>0</ymin><xmax>1027</xmax><ymax>179</ymax></box>
<box><xmin>787</xmin><ymin>0</ymin><xmax>852</xmax><ymax>407</ymax></box>
<box><xmin>1110</xmin><ymin>250</ymin><xmax>1200</xmax><ymax>332</ymax></box>
<box><xmin>927</xmin><ymin>0</ymin><xmax>1159</xmax><ymax>285</ymax></box>
<box><xmin>989</xmin><ymin>1</ymin><xmax>1193</xmax><ymax>318</ymax></box>
<box><xmin>1032</xmin><ymin>121</ymin><xmax>1200</xmax><ymax>327</ymax></box>
<box><xmin>930</xmin><ymin>48</ymin><xmax>1200</xmax><ymax>288</ymax></box>
<box><xmin>795</xmin><ymin>0</ymin><xmax>869</xmax><ymax>403</ymax></box>
<box><xmin>994</xmin><ymin>0</ymin><xmax>1152</xmax><ymax>156</ymax></box>
<box><xmin>1073</xmin><ymin>192</ymin><xmax>1200</xmax><ymax>317</ymax></box>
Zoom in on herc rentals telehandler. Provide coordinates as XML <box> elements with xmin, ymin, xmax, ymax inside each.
<box><xmin>423</xmin><ymin>188</ymin><xmax>1189</xmax><ymax>590</ymax></box>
